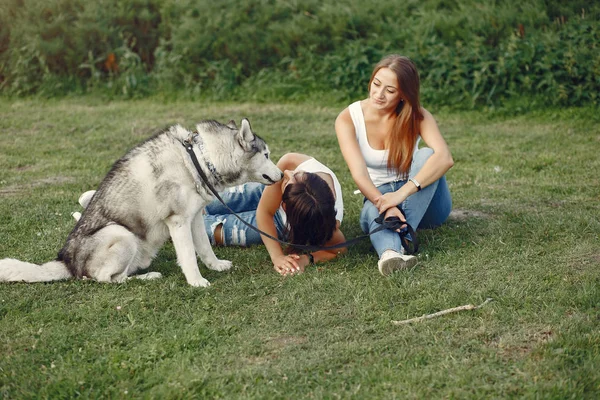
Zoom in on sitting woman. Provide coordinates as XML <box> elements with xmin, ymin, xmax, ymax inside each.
<box><xmin>335</xmin><ymin>54</ymin><xmax>454</xmax><ymax>275</ymax></box>
<box><xmin>74</xmin><ymin>153</ymin><xmax>346</xmax><ymax>276</ymax></box>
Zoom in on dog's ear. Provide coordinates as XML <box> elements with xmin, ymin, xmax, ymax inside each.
<box><xmin>237</xmin><ymin>118</ymin><xmax>255</xmax><ymax>145</ymax></box>
<box><xmin>226</xmin><ymin>119</ymin><xmax>237</xmax><ymax>129</ymax></box>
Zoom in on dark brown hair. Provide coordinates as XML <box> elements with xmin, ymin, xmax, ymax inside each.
<box><xmin>282</xmin><ymin>172</ymin><xmax>336</xmax><ymax>248</ymax></box>
<box><xmin>368</xmin><ymin>54</ymin><xmax>424</xmax><ymax>174</ymax></box>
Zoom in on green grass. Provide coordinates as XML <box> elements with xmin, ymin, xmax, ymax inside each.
<box><xmin>0</xmin><ymin>98</ymin><xmax>599</xmax><ymax>399</ymax></box>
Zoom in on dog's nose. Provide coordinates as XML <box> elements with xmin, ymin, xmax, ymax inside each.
<box><xmin>262</xmin><ymin>174</ymin><xmax>278</xmax><ymax>184</ymax></box>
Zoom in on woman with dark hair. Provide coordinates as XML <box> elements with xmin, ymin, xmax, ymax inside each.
<box><xmin>335</xmin><ymin>54</ymin><xmax>453</xmax><ymax>275</ymax></box>
<box><xmin>203</xmin><ymin>152</ymin><xmax>346</xmax><ymax>275</ymax></box>
<box><xmin>280</xmin><ymin>171</ymin><xmax>337</xmax><ymax>247</ymax></box>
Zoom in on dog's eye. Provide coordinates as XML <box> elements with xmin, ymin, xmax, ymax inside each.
<box><xmin>264</xmin><ymin>153</ymin><xmax>269</xmax><ymax>159</ymax></box>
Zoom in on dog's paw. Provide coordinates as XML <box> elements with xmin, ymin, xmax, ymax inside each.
<box><xmin>188</xmin><ymin>277</ymin><xmax>211</xmax><ymax>287</ymax></box>
<box><xmin>135</xmin><ymin>272</ymin><xmax>163</xmax><ymax>280</ymax></box>
<box><xmin>206</xmin><ymin>259</ymin><xmax>232</xmax><ymax>272</ymax></box>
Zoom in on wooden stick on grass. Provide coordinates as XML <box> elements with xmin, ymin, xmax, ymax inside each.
<box><xmin>392</xmin><ymin>298</ymin><xmax>493</xmax><ymax>326</ymax></box>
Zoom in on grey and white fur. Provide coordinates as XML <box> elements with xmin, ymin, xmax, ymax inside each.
<box><xmin>0</xmin><ymin>118</ymin><xmax>283</xmax><ymax>287</ymax></box>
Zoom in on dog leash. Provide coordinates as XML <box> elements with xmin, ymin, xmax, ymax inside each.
<box><xmin>183</xmin><ymin>140</ymin><xmax>418</xmax><ymax>254</ymax></box>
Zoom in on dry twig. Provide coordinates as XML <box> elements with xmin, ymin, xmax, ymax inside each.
<box><xmin>391</xmin><ymin>298</ymin><xmax>493</xmax><ymax>325</ymax></box>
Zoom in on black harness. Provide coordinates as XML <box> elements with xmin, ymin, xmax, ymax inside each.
<box><xmin>183</xmin><ymin>140</ymin><xmax>418</xmax><ymax>254</ymax></box>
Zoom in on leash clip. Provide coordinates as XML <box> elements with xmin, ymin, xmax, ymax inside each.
<box><xmin>183</xmin><ymin>138</ymin><xmax>194</xmax><ymax>151</ymax></box>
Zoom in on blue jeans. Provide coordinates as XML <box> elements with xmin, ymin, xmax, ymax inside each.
<box><xmin>203</xmin><ymin>182</ymin><xmax>287</xmax><ymax>246</ymax></box>
<box><xmin>359</xmin><ymin>148</ymin><xmax>452</xmax><ymax>257</ymax></box>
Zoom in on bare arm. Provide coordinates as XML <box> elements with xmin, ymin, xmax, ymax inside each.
<box><xmin>256</xmin><ymin>182</ymin><xmax>285</xmax><ymax>260</ymax></box>
<box><xmin>375</xmin><ymin>109</ymin><xmax>454</xmax><ymax>214</ymax></box>
<box><xmin>335</xmin><ymin>108</ymin><xmax>381</xmax><ymax>204</ymax></box>
<box><xmin>313</xmin><ymin>221</ymin><xmax>347</xmax><ymax>260</ymax></box>
<box><xmin>256</xmin><ymin>154</ymin><xmax>297</xmax><ymax>274</ymax></box>
<box><xmin>411</xmin><ymin>108</ymin><xmax>454</xmax><ymax>186</ymax></box>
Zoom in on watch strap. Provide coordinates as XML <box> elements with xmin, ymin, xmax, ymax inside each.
<box><xmin>409</xmin><ymin>177</ymin><xmax>422</xmax><ymax>191</ymax></box>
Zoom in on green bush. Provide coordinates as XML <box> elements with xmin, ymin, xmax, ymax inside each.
<box><xmin>0</xmin><ymin>0</ymin><xmax>598</xmax><ymax>107</ymax></box>
<box><xmin>0</xmin><ymin>0</ymin><xmax>161</xmax><ymax>96</ymax></box>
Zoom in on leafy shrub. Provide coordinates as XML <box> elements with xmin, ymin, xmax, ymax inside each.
<box><xmin>0</xmin><ymin>0</ymin><xmax>598</xmax><ymax>107</ymax></box>
<box><xmin>0</xmin><ymin>0</ymin><xmax>161</xmax><ymax>96</ymax></box>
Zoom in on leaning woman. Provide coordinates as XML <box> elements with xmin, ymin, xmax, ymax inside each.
<box><xmin>191</xmin><ymin>152</ymin><xmax>346</xmax><ymax>276</ymax></box>
<box><xmin>335</xmin><ymin>54</ymin><xmax>453</xmax><ymax>275</ymax></box>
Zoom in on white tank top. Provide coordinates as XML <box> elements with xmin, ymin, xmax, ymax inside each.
<box><xmin>278</xmin><ymin>158</ymin><xmax>344</xmax><ymax>225</ymax></box>
<box><xmin>348</xmin><ymin>101</ymin><xmax>419</xmax><ymax>187</ymax></box>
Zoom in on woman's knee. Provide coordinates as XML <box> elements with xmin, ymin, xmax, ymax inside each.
<box><xmin>360</xmin><ymin>201</ymin><xmax>380</xmax><ymax>232</ymax></box>
<box><xmin>419</xmin><ymin>178</ymin><xmax>452</xmax><ymax>228</ymax></box>
<box><xmin>410</xmin><ymin>147</ymin><xmax>434</xmax><ymax>174</ymax></box>
<box><xmin>360</xmin><ymin>201</ymin><xmax>380</xmax><ymax>221</ymax></box>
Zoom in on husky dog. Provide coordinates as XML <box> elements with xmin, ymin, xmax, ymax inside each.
<box><xmin>0</xmin><ymin>118</ymin><xmax>283</xmax><ymax>287</ymax></box>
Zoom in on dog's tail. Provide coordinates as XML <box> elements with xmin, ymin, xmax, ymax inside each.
<box><xmin>0</xmin><ymin>258</ymin><xmax>72</xmax><ymax>282</ymax></box>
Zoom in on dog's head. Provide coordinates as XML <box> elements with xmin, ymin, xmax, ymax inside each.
<box><xmin>194</xmin><ymin>118</ymin><xmax>283</xmax><ymax>188</ymax></box>
<box><xmin>233</xmin><ymin>118</ymin><xmax>283</xmax><ymax>186</ymax></box>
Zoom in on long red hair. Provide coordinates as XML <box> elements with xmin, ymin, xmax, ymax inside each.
<box><xmin>368</xmin><ymin>55</ymin><xmax>424</xmax><ymax>175</ymax></box>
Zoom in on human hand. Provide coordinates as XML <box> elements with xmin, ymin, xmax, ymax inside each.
<box><xmin>374</xmin><ymin>192</ymin><xmax>402</xmax><ymax>214</ymax></box>
<box><xmin>272</xmin><ymin>254</ymin><xmax>306</xmax><ymax>276</ymax></box>
<box><xmin>383</xmin><ymin>207</ymin><xmax>407</xmax><ymax>232</ymax></box>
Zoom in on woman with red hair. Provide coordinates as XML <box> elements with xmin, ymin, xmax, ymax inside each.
<box><xmin>335</xmin><ymin>55</ymin><xmax>454</xmax><ymax>275</ymax></box>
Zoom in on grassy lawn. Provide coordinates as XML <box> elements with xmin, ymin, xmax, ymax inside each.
<box><xmin>0</xmin><ymin>98</ymin><xmax>599</xmax><ymax>399</ymax></box>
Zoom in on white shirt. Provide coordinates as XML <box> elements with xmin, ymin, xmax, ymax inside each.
<box><xmin>348</xmin><ymin>100</ymin><xmax>420</xmax><ymax>187</ymax></box>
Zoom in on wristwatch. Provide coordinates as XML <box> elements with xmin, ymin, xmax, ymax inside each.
<box><xmin>409</xmin><ymin>177</ymin><xmax>422</xmax><ymax>191</ymax></box>
<box><xmin>307</xmin><ymin>253</ymin><xmax>315</xmax><ymax>264</ymax></box>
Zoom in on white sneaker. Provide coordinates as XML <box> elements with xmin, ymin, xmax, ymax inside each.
<box><xmin>78</xmin><ymin>190</ymin><xmax>96</xmax><ymax>208</ymax></box>
<box><xmin>377</xmin><ymin>250</ymin><xmax>418</xmax><ymax>276</ymax></box>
